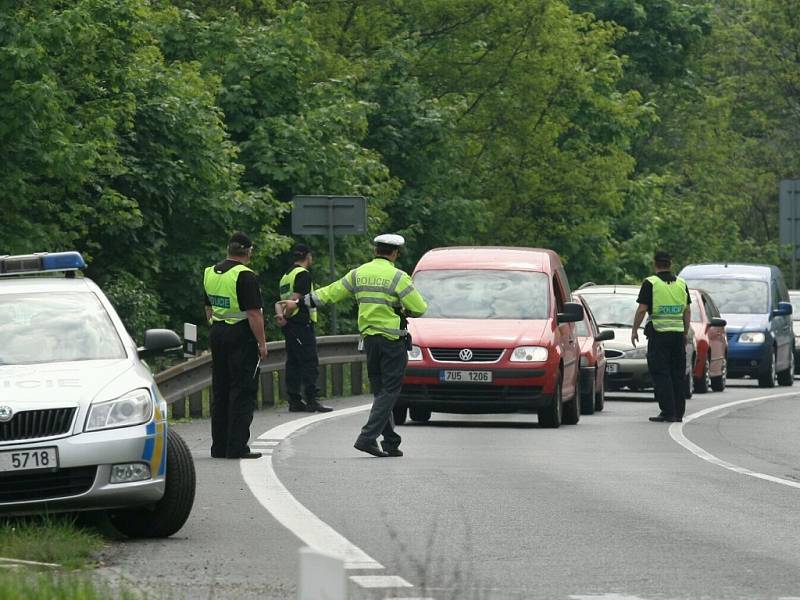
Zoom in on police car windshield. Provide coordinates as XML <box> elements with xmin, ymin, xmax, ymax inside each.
<box><xmin>414</xmin><ymin>270</ymin><xmax>549</xmax><ymax>320</ymax></box>
<box><xmin>579</xmin><ymin>293</ymin><xmax>640</xmax><ymax>329</ymax></box>
<box><xmin>684</xmin><ymin>279</ymin><xmax>768</xmax><ymax>314</ymax></box>
<box><xmin>0</xmin><ymin>292</ymin><xmax>126</xmax><ymax>365</ymax></box>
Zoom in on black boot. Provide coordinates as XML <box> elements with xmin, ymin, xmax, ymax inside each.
<box><xmin>306</xmin><ymin>399</ymin><xmax>333</xmax><ymax>413</ymax></box>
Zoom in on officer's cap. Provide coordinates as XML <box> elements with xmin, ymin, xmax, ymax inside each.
<box><xmin>229</xmin><ymin>231</ymin><xmax>253</xmax><ymax>251</ymax></box>
<box><xmin>373</xmin><ymin>234</ymin><xmax>405</xmax><ymax>248</ymax></box>
<box><xmin>654</xmin><ymin>250</ymin><xmax>672</xmax><ymax>264</ymax></box>
<box><xmin>292</xmin><ymin>243</ymin><xmax>312</xmax><ymax>258</ymax></box>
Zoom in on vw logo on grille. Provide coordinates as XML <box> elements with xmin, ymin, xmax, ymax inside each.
<box><xmin>0</xmin><ymin>406</ymin><xmax>13</xmax><ymax>423</ymax></box>
<box><xmin>459</xmin><ymin>348</ymin><xmax>474</xmax><ymax>362</ymax></box>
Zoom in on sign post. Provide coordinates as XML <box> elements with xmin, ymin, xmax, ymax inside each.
<box><xmin>291</xmin><ymin>195</ymin><xmax>367</xmax><ymax>333</ymax></box>
<box><xmin>779</xmin><ymin>180</ymin><xmax>800</xmax><ymax>288</ymax></box>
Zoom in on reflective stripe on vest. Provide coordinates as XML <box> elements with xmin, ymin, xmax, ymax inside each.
<box><xmin>279</xmin><ymin>266</ymin><xmax>317</xmax><ymax>323</ymax></box>
<box><xmin>647</xmin><ymin>275</ymin><xmax>688</xmax><ymax>333</ymax></box>
<box><xmin>204</xmin><ymin>263</ymin><xmax>253</xmax><ymax>325</ymax></box>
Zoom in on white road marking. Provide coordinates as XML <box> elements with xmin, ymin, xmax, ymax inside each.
<box><xmin>251</xmin><ymin>440</ymin><xmax>279</xmax><ymax>447</ymax></box>
<box><xmin>350</xmin><ymin>575</ymin><xmax>413</xmax><ymax>588</ymax></box>
<box><xmin>0</xmin><ymin>556</ymin><xmax>60</xmax><ymax>568</ymax></box>
<box><xmin>570</xmin><ymin>595</ymin><xmax>650</xmax><ymax>600</ymax></box>
<box><xmin>669</xmin><ymin>391</ymin><xmax>800</xmax><ymax>489</ymax></box>
<box><xmin>240</xmin><ymin>403</ymin><xmax>385</xmax><ymax>570</ymax></box>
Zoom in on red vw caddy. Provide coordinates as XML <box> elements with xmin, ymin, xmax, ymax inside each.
<box><xmin>395</xmin><ymin>247</ymin><xmax>584</xmax><ymax>428</ymax></box>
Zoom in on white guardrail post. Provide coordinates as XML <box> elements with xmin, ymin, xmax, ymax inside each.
<box><xmin>297</xmin><ymin>547</ymin><xmax>346</xmax><ymax>600</ymax></box>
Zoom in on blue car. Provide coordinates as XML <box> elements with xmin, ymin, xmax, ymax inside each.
<box><xmin>678</xmin><ymin>263</ymin><xmax>794</xmax><ymax>387</ymax></box>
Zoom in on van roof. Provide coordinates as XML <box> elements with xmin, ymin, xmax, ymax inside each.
<box><xmin>414</xmin><ymin>247</ymin><xmax>562</xmax><ymax>272</ymax></box>
<box><xmin>680</xmin><ymin>263</ymin><xmax>781</xmax><ymax>281</ymax></box>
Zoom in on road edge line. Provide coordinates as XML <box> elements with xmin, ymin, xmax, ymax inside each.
<box><xmin>669</xmin><ymin>390</ymin><xmax>800</xmax><ymax>490</ymax></box>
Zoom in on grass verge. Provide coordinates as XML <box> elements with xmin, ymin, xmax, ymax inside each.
<box><xmin>0</xmin><ymin>516</ymin><xmax>105</xmax><ymax>570</ymax></box>
<box><xmin>0</xmin><ymin>571</ymin><xmax>140</xmax><ymax>600</ymax></box>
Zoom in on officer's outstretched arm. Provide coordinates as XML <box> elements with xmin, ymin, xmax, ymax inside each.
<box><xmin>308</xmin><ymin>270</ymin><xmax>356</xmax><ymax>307</ymax></box>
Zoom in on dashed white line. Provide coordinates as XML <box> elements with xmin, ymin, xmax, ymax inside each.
<box><xmin>350</xmin><ymin>575</ymin><xmax>414</xmax><ymax>588</ymax></box>
<box><xmin>669</xmin><ymin>390</ymin><xmax>800</xmax><ymax>489</ymax></box>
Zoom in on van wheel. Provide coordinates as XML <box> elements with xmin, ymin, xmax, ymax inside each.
<box><xmin>580</xmin><ymin>370</ymin><xmax>596</xmax><ymax>415</ymax></box>
<box><xmin>594</xmin><ymin>374</ymin><xmax>605</xmax><ymax>412</ymax></box>
<box><xmin>694</xmin><ymin>355</ymin><xmax>711</xmax><ymax>394</ymax></box>
<box><xmin>108</xmin><ymin>428</ymin><xmax>196</xmax><ymax>538</ymax></box>
<box><xmin>409</xmin><ymin>407</ymin><xmax>431</xmax><ymax>423</ymax></box>
<box><xmin>685</xmin><ymin>366</ymin><xmax>694</xmax><ymax>400</ymax></box>
<box><xmin>539</xmin><ymin>373</ymin><xmax>563</xmax><ymax>428</ymax></box>
<box><xmin>562</xmin><ymin>374</ymin><xmax>580</xmax><ymax>425</ymax></box>
<box><xmin>778</xmin><ymin>348</ymin><xmax>794</xmax><ymax>386</ymax></box>
<box><xmin>393</xmin><ymin>405</ymin><xmax>407</xmax><ymax>425</ymax></box>
<box><xmin>758</xmin><ymin>349</ymin><xmax>778</xmax><ymax>388</ymax></box>
<box><xmin>710</xmin><ymin>357</ymin><xmax>727</xmax><ymax>392</ymax></box>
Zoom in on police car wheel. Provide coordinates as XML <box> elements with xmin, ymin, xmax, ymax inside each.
<box><xmin>108</xmin><ymin>428</ymin><xmax>197</xmax><ymax>538</ymax></box>
<box><xmin>562</xmin><ymin>373</ymin><xmax>580</xmax><ymax>425</ymax></box>
<box><xmin>538</xmin><ymin>372</ymin><xmax>562</xmax><ymax>428</ymax></box>
<box><xmin>594</xmin><ymin>373</ymin><xmax>605</xmax><ymax>412</ymax></box>
<box><xmin>580</xmin><ymin>370</ymin><xmax>596</xmax><ymax>415</ymax></box>
<box><xmin>409</xmin><ymin>407</ymin><xmax>431</xmax><ymax>423</ymax></box>
<box><xmin>777</xmin><ymin>349</ymin><xmax>794</xmax><ymax>386</ymax></box>
<box><xmin>393</xmin><ymin>405</ymin><xmax>408</xmax><ymax>425</ymax></box>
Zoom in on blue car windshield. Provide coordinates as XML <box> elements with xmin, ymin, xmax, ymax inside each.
<box><xmin>413</xmin><ymin>269</ymin><xmax>549</xmax><ymax>319</ymax></box>
<box><xmin>685</xmin><ymin>279</ymin><xmax>768</xmax><ymax>314</ymax></box>
<box><xmin>0</xmin><ymin>292</ymin><xmax>126</xmax><ymax>365</ymax></box>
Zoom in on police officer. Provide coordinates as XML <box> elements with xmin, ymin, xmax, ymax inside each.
<box><xmin>277</xmin><ymin>244</ymin><xmax>332</xmax><ymax>413</ymax></box>
<box><xmin>282</xmin><ymin>234</ymin><xmax>427</xmax><ymax>457</ymax></box>
<box><xmin>631</xmin><ymin>250</ymin><xmax>692</xmax><ymax>423</ymax></box>
<box><xmin>203</xmin><ymin>232</ymin><xmax>267</xmax><ymax>459</ymax></box>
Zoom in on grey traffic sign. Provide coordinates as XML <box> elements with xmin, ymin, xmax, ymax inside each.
<box><xmin>291</xmin><ymin>196</ymin><xmax>366</xmax><ymax>236</ymax></box>
<box><xmin>779</xmin><ymin>179</ymin><xmax>800</xmax><ymax>286</ymax></box>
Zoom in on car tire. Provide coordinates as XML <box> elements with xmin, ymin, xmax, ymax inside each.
<box><xmin>562</xmin><ymin>373</ymin><xmax>580</xmax><ymax>425</ymax></box>
<box><xmin>393</xmin><ymin>405</ymin><xmax>408</xmax><ymax>426</ymax></box>
<box><xmin>580</xmin><ymin>369</ymin><xmax>596</xmax><ymax>415</ymax></box>
<box><xmin>409</xmin><ymin>407</ymin><xmax>431</xmax><ymax>423</ymax></box>
<box><xmin>778</xmin><ymin>347</ymin><xmax>794</xmax><ymax>386</ymax></box>
<box><xmin>710</xmin><ymin>356</ymin><xmax>727</xmax><ymax>392</ymax></box>
<box><xmin>594</xmin><ymin>373</ymin><xmax>605</xmax><ymax>412</ymax></box>
<box><xmin>538</xmin><ymin>372</ymin><xmax>562</xmax><ymax>428</ymax></box>
<box><xmin>694</xmin><ymin>355</ymin><xmax>711</xmax><ymax>394</ymax></box>
<box><xmin>758</xmin><ymin>349</ymin><xmax>778</xmax><ymax>388</ymax></box>
<box><xmin>108</xmin><ymin>428</ymin><xmax>196</xmax><ymax>539</ymax></box>
<box><xmin>685</xmin><ymin>365</ymin><xmax>694</xmax><ymax>400</ymax></box>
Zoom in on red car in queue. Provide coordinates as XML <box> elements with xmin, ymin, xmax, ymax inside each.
<box><xmin>690</xmin><ymin>288</ymin><xmax>728</xmax><ymax>392</ymax></box>
<box><xmin>574</xmin><ymin>296</ymin><xmax>614</xmax><ymax>414</ymax></box>
<box><xmin>395</xmin><ymin>247</ymin><xmax>585</xmax><ymax>429</ymax></box>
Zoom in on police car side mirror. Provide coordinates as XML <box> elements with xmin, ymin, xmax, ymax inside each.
<box><xmin>595</xmin><ymin>329</ymin><xmax>615</xmax><ymax>342</ymax></box>
<box><xmin>557</xmin><ymin>302</ymin><xmax>584</xmax><ymax>324</ymax></box>
<box><xmin>138</xmin><ymin>329</ymin><xmax>183</xmax><ymax>359</ymax></box>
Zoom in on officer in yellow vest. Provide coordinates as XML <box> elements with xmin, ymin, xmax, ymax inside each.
<box><xmin>277</xmin><ymin>244</ymin><xmax>332</xmax><ymax>413</ymax></box>
<box><xmin>203</xmin><ymin>232</ymin><xmax>268</xmax><ymax>459</ymax></box>
<box><xmin>631</xmin><ymin>250</ymin><xmax>692</xmax><ymax>423</ymax></box>
<box><xmin>281</xmin><ymin>234</ymin><xmax>427</xmax><ymax>457</ymax></box>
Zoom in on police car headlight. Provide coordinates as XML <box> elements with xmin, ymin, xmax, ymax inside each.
<box><xmin>624</xmin><ymin>346</ymin><xmax>648</xmax><ymax>359</ymax></box>
<box><xmin>739</xmin><ymin>332</ymin><xmax>766</xmax><ymax>344</ymax></box>
<box><xmin>510</xmin><ymin>346</ymin><xmax>548</xmax><ymax>362</ymax></box>
<box><xmin>407</xmin><ymin>345</ymin><xmax>423</xmax><ymax>361</ymax></box>
<box><xmin>86</xmin><ymin>389</ymin><xmax>153</xmax><ymax>431</ymax></box>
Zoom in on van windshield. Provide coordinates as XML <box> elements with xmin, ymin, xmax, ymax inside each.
<box><xmin>0</xmin><ymin>292</ymin><xmax>126</xmax><ymax>365</ymax></box>
<box><xmin>684</xmin><ymin>279</ymin><xmax>768</xmax><ymax>314</ymax></box>
<box><xmin>413</xmin><ymin>270</ymin><xmax>549</xmax><ymax>320</ymax></box>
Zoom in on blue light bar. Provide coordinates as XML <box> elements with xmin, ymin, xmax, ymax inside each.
<box><xmin>0</xmin><ymin>251</ymin><xmax>86</xmax><ymax>276</ymax></box>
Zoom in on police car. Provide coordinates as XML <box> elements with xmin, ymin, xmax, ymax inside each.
<box><xmin>0</xmin><ymin>252</ymin><xmax>195</xmax><ymax>537</ymax></box>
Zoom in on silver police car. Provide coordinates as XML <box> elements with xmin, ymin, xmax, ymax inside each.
<box><xmin>0</xmin><ymin>252</ymin><xmax>195</xmax><ymax>537</ymax></box>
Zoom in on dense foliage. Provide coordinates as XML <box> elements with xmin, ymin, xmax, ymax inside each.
<box><xmin>1</xmin><ymin>0</ymin><xmax>797</xmax><ymax>340</ymax></box>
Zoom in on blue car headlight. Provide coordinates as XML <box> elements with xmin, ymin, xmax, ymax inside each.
<box><xmin>739</xmin><ymin>332</ymin><xmax>766</xmax><ymax>344</ymax></box>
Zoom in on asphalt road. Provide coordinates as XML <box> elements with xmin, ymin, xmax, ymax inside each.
<box><xmin>104</xmin><ymin>380</ymin><xmax>800</xmax><ymax>600</ymax></box>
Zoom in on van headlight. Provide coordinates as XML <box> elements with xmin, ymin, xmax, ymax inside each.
<box><xmin>510</xmin><ymin>346</ymin><xmax>548</xmax><ymax>362</ymax></box>
<box><xmin>739</xmin><ymin>332</ymin><xmax>766</xmax><ymax>344</ymax></box>
<box><xmin>407</xmin><ymin>345</ymin><xmax>423</xmax><ymax>361</ymax></box>
<box><xmin>86</xmin><ymin>389</ymin><xmax>153</xmax><ymax>431</ymax></box>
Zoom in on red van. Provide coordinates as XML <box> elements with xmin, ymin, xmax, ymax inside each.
<box><xmin>395</xmin><ymin>247</ymin><xmax>584</xmax><ymax>428</ymax></box>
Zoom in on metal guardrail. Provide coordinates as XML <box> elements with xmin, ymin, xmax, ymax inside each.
<box><xmin>155</xmin><ymin>335</ymin><xmax>366</xmax><ymax>419</ymax></box>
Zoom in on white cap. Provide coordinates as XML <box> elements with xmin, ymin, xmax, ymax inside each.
<box><xmin>373</xmin><ymin>234</ymin><xmax>405</xmax><ymax>247</ymax></box>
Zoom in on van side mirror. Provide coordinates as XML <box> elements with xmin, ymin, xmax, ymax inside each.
<box><xmin>557</xmin><ymin>302</ymin><xmax>584</xmax><ymax>324</ymax></box>
<box><xmin>138</xmin><ymin>329</ymin><xmax>183</xmax><ymax>358</ymax></box>
<box><xmin>709</xmin><ymin>317</ymin><xmax>727</xmax><ymax>328</ymax></box>
<box><xmin>772</xmin><ymin>301</ymin><xmax>793</xmax><ymax>318</ymax></box>
<box><xmin>595</xmin><ymin>330</ymin><xmax>615</xmax><ymax>342</ymax></box>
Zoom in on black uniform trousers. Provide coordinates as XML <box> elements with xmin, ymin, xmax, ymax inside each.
<box><xmin>357</xmin><ymin>335</ymin><xmax>408</xmax><ymax>450</ymax></box>
<box><xmin>647</xmin><ymin>331</ymin><xmax>686</xmax><ymax>420</ymax></box>
<box><xmin>283</xmin><ymin>319</ymin><xmax>320</xmax><ymax>404</ymax></box>
<box><xmin>209</xmin><ymin>321</ymin><xmax>259</xmax><ymax>457</ymax></box>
